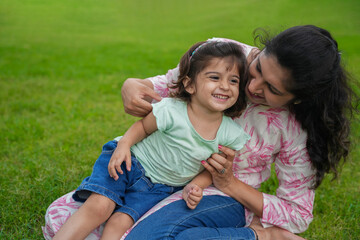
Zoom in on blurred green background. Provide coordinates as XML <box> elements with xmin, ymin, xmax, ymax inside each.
<box><xmin>1</xmin><ymin>0</ymin><xmax>359</xmax><ymax>239</ymax></box>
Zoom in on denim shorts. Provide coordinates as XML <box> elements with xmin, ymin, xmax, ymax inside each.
<box><xmin>73</xmin><ymin>140</ymin><xmax>183</xmax><ymax>222</ymax></box>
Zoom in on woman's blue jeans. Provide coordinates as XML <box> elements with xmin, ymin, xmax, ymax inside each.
<box><xmin>125</xmin><ymin>195</ymin><xmax>256</xmax><ymax>240</ymax></box>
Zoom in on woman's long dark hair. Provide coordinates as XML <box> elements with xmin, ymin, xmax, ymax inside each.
<box><xmin>255</xmin><ymin>25</ymin><xmax>359</xmax><ymax>188</ymax></box>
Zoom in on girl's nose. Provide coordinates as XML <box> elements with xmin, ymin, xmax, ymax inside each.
<box><xmin>220</xmin><ymin>79</ymin><xmax>229</xmax><ymax>90</ymax></box>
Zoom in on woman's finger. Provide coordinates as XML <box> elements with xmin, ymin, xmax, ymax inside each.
<box><xmin>126</xmin><ymin>102</ymin><xmax>152</xmax><ymax>117</ymax></box>
<box><xmin>206</xmin><ymin>157</ymin><xmax>225</xmax><ymax>172</ymax></box>
<box><xmin>201</xmin><ymin>160</ymin><xmax>217</xmax><ymax>175</ymax></box>
<box><xmin>218</xmin><ymin>145</ymin><xmax>235</xmax><ymax>162</ymax></box>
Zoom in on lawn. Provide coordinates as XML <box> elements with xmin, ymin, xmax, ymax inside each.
<box><xmin>0</xmin><ymin>0</ymin><xmax>359</xmax><ymax>239</ymax></box>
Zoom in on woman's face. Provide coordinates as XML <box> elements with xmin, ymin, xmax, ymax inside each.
<box><xmin>246</xmin><ymin>51</ymin><xmax>295</xmax><ymax>108</ymax></box>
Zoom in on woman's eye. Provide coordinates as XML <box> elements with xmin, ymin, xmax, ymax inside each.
<box><xmin>256</xmin><ymin>60</ymin><xmax>262</xmax><ymax>74</ymax></box>
<box><xmin>266</xmin><ymin>83</ymin><xmax>280</xmax><ymax>95</ymax></box>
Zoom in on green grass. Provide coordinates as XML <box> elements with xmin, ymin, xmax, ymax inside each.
<box><xmin>1</xmin><ymin>0</ymin><xmax>359</xmax><ymax>239</ymax></box>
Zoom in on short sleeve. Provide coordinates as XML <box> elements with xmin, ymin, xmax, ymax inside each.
<box><xmin>220</xmin><ymin>117</ymin><xmax>250</xmax><ymax>151</ymax></box>
<box><xmin>151</xmin><ymin>98</ymin><xmax>177</xmax><ymax>132</ymax></box>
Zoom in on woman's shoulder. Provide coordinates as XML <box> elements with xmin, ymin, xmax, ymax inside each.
<box><xmin>240</xmin><ymin>103</ymin><xmax>304</xmax><ymax>136</ymax></box>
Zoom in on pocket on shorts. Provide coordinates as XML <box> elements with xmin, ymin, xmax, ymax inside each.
<box><xmin>127</xmin><ymin>158</ymin><xmax>154</xmax><ymax>192</ymax></box>
<box><xmin>128</xmin><ymin>175</ymin><xmax>155</xmax><ymax>193</ymax></box>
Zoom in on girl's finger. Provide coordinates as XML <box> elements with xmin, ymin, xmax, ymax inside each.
<box><xmin>188</xmin><ymin>190</ymin><xmax>201</xmax><ymax>199</ymax></box>
<box><xmin>186</xmin><ymin>201</ymin><xmax>195</xmax><ymax>209</ymax></box>
<box><xmin>116</xmin><ymin>163</ymin><xmax>123</xmax><ymax>175</ymax></box>
<box><xmin>126</xmin><ymin>157</ymin><xmax>132</xmax><ymax>172</ymax></box>
<box><xmin>110</xmin><ymin>166</ymin><xmax>119</xmax><ymax>180</ymax></box>
<box><xmin>187</xmin><ymin>197</ymin><xmax>197</xmax><ymax>206</ymax></box>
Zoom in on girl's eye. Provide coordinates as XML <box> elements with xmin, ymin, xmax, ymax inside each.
<box><xmin>209</xmin><ymin>76</ymin><xmax>219</xmax><ymax>80</ymax></box>
<box><xmin>230</xmin><ymin>79</ymin><xmax>239</xmax><ymax>84</ymax></box>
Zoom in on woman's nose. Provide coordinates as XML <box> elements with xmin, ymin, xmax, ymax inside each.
<box><xmin>248</xmin><ymin>76</ymin><xmax>264</xmax><ymax>93</ymax></box>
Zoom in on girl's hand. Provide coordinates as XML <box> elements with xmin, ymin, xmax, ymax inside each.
<box><xmin>108</xmin><ymin>142</ymin><xmax>132</xmax><ymax>181</ymax></box>
<box><xmin>201</xmin><ymin>145</ymin><xmax>237</xmax><ymax>194</ymax></box>
<box><xmin>182</xmin><ymin>183</ymin><xmax>203</xmax><ymax>209</ymax></box>
<box><xmin>121</xmin><ymin>78</ymin><xmax>162</xmax><ymax>117</ymax></box>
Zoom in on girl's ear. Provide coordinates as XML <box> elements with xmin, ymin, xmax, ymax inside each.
<box><xmin>183</xmin><ymin>76</ymin><xmax>195</xmax><ymax>94</ymax></box>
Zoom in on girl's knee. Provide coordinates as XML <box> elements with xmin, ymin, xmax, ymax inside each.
<box><xmin>103</xmin><ymin>213</ymin><xmax>134</xmax><ymax>239</ymax></box>
<box><xmin>84</xmin><ymin>193</ymin><xmax>115</xmax><ymax>219</ymax></box>
<box><xmin>108</xmin><ymin>212</ymin><xmax>134</xmax><ymax>227</ymax></box>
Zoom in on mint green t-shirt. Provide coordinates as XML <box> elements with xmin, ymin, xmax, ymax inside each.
<box><xmin>130</xmin><ymin>98</ymin><xmax>250</xmax><ymax>186</ymax></box>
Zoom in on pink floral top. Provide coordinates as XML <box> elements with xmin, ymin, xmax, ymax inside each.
<box><xmin>42</xmin><ymin>39</ymin><xmax>315</xmax><ymax>240</ymax></box>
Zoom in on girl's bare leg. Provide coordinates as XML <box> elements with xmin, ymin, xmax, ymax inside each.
<box><xmin>53</xmin><ymin>193</ymin><xmax>116</xmax><ymax>240</ymax></box>
<box><xmin>101</xmin><ymin>212</ymin><xmax>134</xmax><ymax>240</ymax></box>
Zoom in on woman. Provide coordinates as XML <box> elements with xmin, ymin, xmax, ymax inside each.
<box><xmin>43</xmin><ymin>25</ymin><xmax>357</xmax><ymax>240</ymax></box>
<box><xmin>122</xmin><ymin>25</ymin><xmax>357</xmax><ymax>239</ymax></box>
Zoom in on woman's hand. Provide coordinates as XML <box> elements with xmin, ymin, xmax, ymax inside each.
<box><xmin>201</xmin><ymin>145</ymin><xmax>237</xmax><ymax>194</ymax></box>
<box><xmin>121</xmin><ymin>78</ymin><xmax>162</xmax><ymax>117</ymax></box>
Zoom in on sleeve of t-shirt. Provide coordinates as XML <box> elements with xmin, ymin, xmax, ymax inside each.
<box><xmin>151</xmin><ymin>98</ymin><xmax>175</xmax><ymax>132</ymax></box>
<box><xmin>222</xmin><ymin>117</ymin><xmax>250</xmax><ymax>151</ymax></box>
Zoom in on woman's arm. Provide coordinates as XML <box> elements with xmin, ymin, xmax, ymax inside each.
<box><xmin>260</xmin><ymin>142</ymin><xmax>315</xmax><ymax>233</ymax></box>
<box><xmin>204</xmin><ymin>143</ymin><xmax>315</xmax><ymax>233</ymax></box>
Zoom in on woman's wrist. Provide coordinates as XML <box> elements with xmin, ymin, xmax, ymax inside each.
<box><xmin>220</xmin><ymin>176</ymin><xmax>264</xmax><ymax>217</ymax></box>
<box><xmin>219</xmin><ymin>175</ymin><xmax>239</xmax><ymax>196</ymax></box>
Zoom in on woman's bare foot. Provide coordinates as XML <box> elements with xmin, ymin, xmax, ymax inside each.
<box><xmin>249</xmin><ymin>216</ymin><xmax>306</xmax><ymax>240</ymax></box>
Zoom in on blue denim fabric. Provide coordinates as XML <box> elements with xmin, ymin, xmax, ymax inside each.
<box><xmin>125</xmin><ymin>195</ymin><xmax>256</xmax><ymax>240</ymax></box>
<box><xmin>73</xmin><ymin>140</ymin><xmax>182</xmax><ymax>222</ymax></box>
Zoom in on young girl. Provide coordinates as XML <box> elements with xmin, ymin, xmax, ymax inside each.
<box><xmin>53</xmin><ymin>39</ymin><xmax>250</xmax><ymax>240</ymax></box>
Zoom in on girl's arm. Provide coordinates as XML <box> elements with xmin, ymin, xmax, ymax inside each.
<box><xmin>188</xmin><ymin>169</ymin><xmax>213</xmax><ymax>189</ymax></box>
<box><xmin>108</xmin><ymin>111</ymin><xmax>158</xmax><ymax>180</ymax></box>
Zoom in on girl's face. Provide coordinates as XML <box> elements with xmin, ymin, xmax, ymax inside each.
<box><xmin>185</xmin><ymin>57</ymin><xmax>240</xmax><ymax>114</ymax></box>
<box><xmin>246</xmin><ymin>52</ymin><xmax>295</xmax><ymax>108</ymax></box>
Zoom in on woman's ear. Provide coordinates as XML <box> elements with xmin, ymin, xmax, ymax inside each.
<box><xmin>183</xmin><ymin>76</ymin><xmax>195</xmax><ymax>94</ymax></box>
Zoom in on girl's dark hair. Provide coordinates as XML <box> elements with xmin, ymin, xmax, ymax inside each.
<box><xmin>170</xmin><ymin>40</ymin><xmax>247</xmax><ymax>117</ymax></box>
<box><xmin>255</xmin><ymin>25</ymin><xmax>359</xmax><ymax>188</ymax></box>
